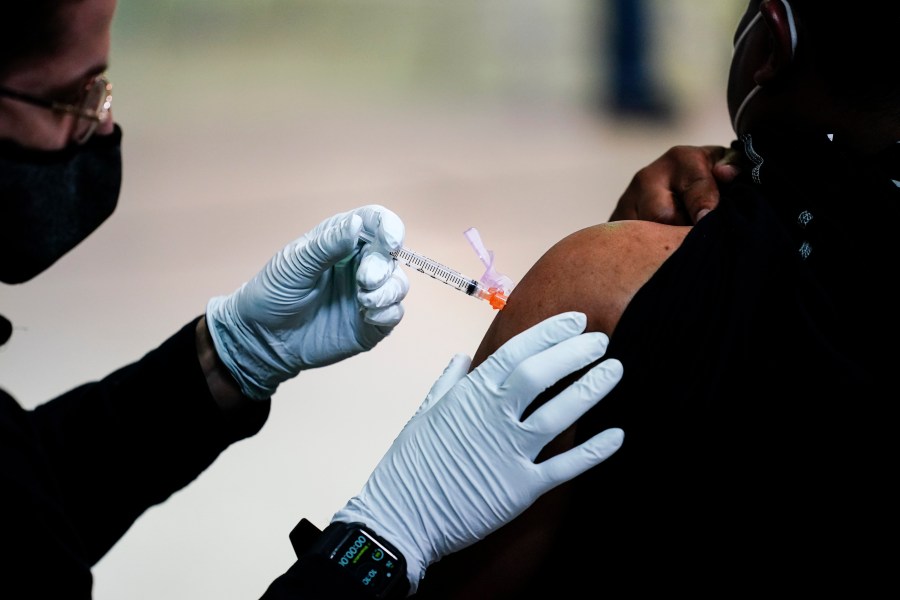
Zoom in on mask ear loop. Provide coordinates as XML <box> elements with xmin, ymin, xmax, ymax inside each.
<box><xmin>766</xmin><ymin>0</ymin><xmax>798</xmax><ymax>58</ymax></box>
<box><xmin>732</xmin><ymin>12</ymin><xmax>762</xmax><ymax>56</ymax></box>
<box><xmin>731</xmin><ymin>1</ymin><xmax>798</xmax><ymax>133</ymax></box>
<box><xmin>781</xmin><ymin>0</ymin><xmax>798</xmax><ymax>58</ymax></box>
<box><xmin>731</xmin><ymin>11</ymin><xmax>763</xmax><ymax>132</ymax></box>
<box><xmin>732</xmin><ymin>85</ymin><xmax>761</xmax><ymax>135</ymax></box>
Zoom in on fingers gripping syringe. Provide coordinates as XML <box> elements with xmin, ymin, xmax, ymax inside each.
<box><xmin>358</xmin><ymin>229</ymin><xmax>511</xmax><ymax>310</ymax></box>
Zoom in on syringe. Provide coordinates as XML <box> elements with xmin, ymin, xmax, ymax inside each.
<box><xmin>358</xmin><ymin>230</ymin><xmax>508</xmax><ymax>310</ymax></box>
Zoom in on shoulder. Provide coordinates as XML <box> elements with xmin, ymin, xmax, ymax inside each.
<box><xmin>472</xmin><ymin>220</ymin><xmax>689</xmax><ymax>365</ymax></box>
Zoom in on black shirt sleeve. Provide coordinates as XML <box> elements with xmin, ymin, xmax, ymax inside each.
<box><xmin>5</xmin><ymin>317</ymin><xmax>409</xmax><ymax>598</ymax></box>
<box><xmin>26</xmin><ymin>316</ymin><xmax>271</xmax><ymax>565</ymax></box>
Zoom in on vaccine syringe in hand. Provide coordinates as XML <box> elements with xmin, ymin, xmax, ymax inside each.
<box><xmin>358</xmin><ymin>227</ymin><xmax>513</xmax><ymax>310</ymax></box>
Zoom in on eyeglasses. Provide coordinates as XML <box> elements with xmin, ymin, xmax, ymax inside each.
<box><xmin>0</xmin><ymin>74</ymin><xmax>113</xmax><ymax>144</ymax></box>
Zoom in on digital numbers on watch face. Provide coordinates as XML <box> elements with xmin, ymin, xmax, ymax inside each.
<box><xmin>332</xmin><ymin>528</ymin><xmax>402</xmax><ymax>595</ymax></box>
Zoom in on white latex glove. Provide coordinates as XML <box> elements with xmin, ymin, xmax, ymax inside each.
<box><xmin>331</xmin><ymin>311</ymin><xmax>624</xmax><ymax>593</ymax></box>
<box><xmin>206</xmin><ymin>205</ymin><xmax>410</xmax><ymax>400</ymax></box>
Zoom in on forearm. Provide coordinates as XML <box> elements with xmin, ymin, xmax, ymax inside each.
<box><xmin>29</xmin><ymin>317</ymin><xmax>270</xmax><ymax>563</ymax></box>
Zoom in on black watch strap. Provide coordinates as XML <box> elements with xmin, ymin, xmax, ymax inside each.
<box><xmin>290</xmin><ymin>518</ymin><xmax>409</xmax><ymax>599</ymax></box>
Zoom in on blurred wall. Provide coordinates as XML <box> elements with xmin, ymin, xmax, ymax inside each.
<box><xmin>109</xmin><ymin>0</ymin><xmax>744</xmax><ymax>124</ymax></box>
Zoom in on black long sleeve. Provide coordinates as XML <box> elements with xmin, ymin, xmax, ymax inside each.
<box><xmin>2</xmin><ymin>317</ymin><xmax>270</xmax><ymax>598</ymax></box>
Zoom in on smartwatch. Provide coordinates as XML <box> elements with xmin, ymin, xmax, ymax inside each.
<box><xmin>290</xmin><ymin>518</ymin><xmax>409</xmax><ymax>599</ymax></box>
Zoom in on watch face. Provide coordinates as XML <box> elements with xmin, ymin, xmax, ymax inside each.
<box><xmin>331</xmin><ymin>527</ymin><xmax>404</xmax><ymax>597</ymax></box>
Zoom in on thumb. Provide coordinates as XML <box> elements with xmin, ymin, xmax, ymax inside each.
<box><xmin>292</xmin><ymin>213</ymin><xmax>363</xmax><ymax>278</ymax></box>
<box><xmin>415</xmin><ymin>353</ymin><xmax>471</xmax><ymax>416</ymax></box>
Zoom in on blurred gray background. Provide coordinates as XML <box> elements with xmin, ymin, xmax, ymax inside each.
<box><xmin>1</xmin><ymin>1</ymin><xmax>742</xmax><ymax>598</ymax></box>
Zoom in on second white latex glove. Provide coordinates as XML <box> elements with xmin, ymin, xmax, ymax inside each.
<box><xmin>331</xmin><ymin>311</ymin><xmax>624</xmax><ymax>593</ymax></box>
<box><xmin>206</xmin><ymin>205</ymin><xmax>410</xmax><ymax>400</ymax></box>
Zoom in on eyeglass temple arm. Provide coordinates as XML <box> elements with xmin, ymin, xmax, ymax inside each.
<box><xmin>0</xmin><ymin>85</ymin><xmax>104</xmax><ymax>121</ymax></box>
<box><xmin>0</xmin><ymin>85</ymin><xmax>56</xmax><ymax>110</ymax></box>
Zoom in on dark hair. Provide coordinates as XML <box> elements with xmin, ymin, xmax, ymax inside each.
<box><xmin>791</xmin><ymin>1</ymin><xmax>900</xmax><ymax>115</ymax></box>
<box><xmin>0</xmin><ymin>1</ymin><xmax>83</xmax><ymax>77</ymax></box>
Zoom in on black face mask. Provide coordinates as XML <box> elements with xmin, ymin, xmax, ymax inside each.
<box><xmin>0</xmin><ymin>124</ymin><xmax>122</xmax><ymax>284</ymax></box>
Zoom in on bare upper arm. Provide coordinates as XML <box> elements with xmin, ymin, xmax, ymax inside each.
<box><xmin>472</xmin><ymin>220</ymin><xmax>690</xmax><ymax>367</ymax></box>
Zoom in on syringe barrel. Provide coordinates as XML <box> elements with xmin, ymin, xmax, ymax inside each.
<box><xmin>358</xmin><ymin>228</ymin><xmax>507</xmax><ymax>310</ymax></box>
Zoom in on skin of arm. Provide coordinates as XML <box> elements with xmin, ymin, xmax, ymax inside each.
<box><xmin>473</xmin><ymin>220</ymin><xmax>689</xmax><ymax>362</ymax></box>
<box><xmin>414</xmin><ymin>219</ymin><xmax>689</xmax><ymax>598</ymax></box>
<box><xmin>195</xmin><ymin>316</ymin><xmax>251</xmax><ymax>411</ymax></box>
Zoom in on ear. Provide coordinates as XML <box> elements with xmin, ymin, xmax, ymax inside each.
<box><xmin>756</xmin><ymin>0</ymin><xmax>798</xmax><ymax>83</ymax></box>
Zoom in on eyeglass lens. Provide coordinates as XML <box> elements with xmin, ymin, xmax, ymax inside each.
<box><xmin>73</xmin><ymin>77</ymin><xmax>112</xmax><ymax>144</ymax></box>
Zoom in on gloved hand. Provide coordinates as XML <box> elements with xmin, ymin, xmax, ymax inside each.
<box><xmin>206</xmin><ymin>205</ymin><xmax>410</xmax><ymax>400</ymax></box>
<box><xmin>331</xmin><ymin>311</ymin><xmax>624</xmax><ymax>593</ymax></box>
